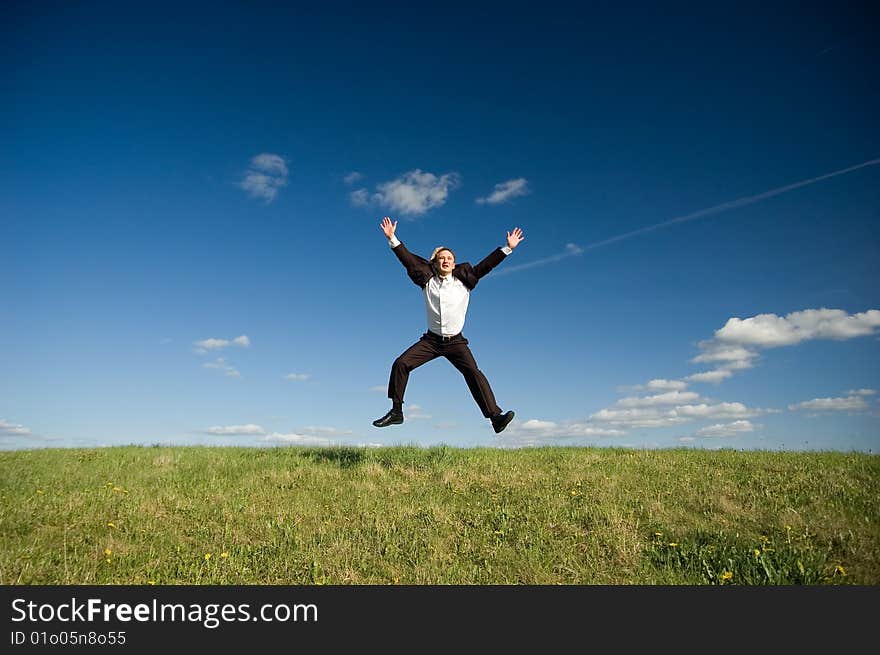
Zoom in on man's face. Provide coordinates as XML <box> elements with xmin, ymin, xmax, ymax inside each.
<box><xmin>435</xmin><ymin>250</ymin><xmax>455</xmax><ymax>275</ymax></box>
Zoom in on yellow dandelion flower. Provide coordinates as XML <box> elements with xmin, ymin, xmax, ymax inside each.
<box><xmin>107</xmin><ymin>522</ymin><xmax>116</xmax><ymax>528</ymax></box>
<box><xmin>836</xmin><ymin>565</ymin><xmax>847</xmax><ymax>576</ymax></box>
<box><xmin>104</xmin><ymin>548</ymin><xmax>112</xmax><ymax>556</ymax></box>
<box><xmin>668</xmin><ymin>542</ymin><xmax>678</xmax><ymax>547</ymax></box>
<box><xmin>220</xmin><ymin>552</ymin><xmax>229</xmax><ymax>559</ymax></box>
<box><xmin>720</xmin><ymin>571</ymin><xmax>733</xmax><ymax>581</ymax></box>
<box><xmin>204</xmin><ymin>553</ymin><xmax>212</xmax><ymax>561</ymax></box>
<box><xmin>36</xmin><ymin>489</ymin><xmax>44</xmax><ymax>495</ymax></box>
<box><xmin>654</xmin><ymin>532</ymin><xmax>663</xmax><ymax>537</ymax></box>
<box><xmin>754</xmin><ymin>549</ymin><xmax>761</xmax><ymax>558</ymax></box>
<box><xmin>105</xmin><ymin>559</ymin><xmax>111</xmax><ymax>564</ymax></box>
<box><xmin>112</xmin><ymin>486</ymin><xmax>121</xmax><ymax>492</ymax></box>
<box><xmin>147</xmin><ymin>581</ymin><xmax>156</xmax><ymax>585</ymax></box>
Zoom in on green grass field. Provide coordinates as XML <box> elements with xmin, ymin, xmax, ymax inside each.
<box><xmin>1</xmin><ymin>445</ymin><xmax>877</xmax><ymax>585</ymax></box>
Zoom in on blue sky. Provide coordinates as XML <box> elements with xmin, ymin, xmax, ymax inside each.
<box><xmin>2</xmin><ymin>1</ymin><xmax>878</xmax><ymax>452</ymax></box>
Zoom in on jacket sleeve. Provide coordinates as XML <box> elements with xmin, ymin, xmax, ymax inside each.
<box><xmin>471</xmin><ymin>247</ymin><xmax>508</xmax><ymax>280</ymax></box>
<box><xmin>391</xmin><ymin>242</ymin><xmax>432</xmax><ymax>288</ymax></box>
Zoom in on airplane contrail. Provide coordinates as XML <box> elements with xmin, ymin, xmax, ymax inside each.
<box><xmin>495</xmin><ymin>157</ymin><xmax>880</xmax><ymax>275</ymax></box>
<box><xmin>583</xmin><ymin>157</ymin><xmax>880</xmax><ymax>251</ymax></box>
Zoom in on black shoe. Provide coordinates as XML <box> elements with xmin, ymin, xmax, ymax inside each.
<box><xmin>372</xmin><ymin>409</ymin><xmax>404</xmax><ymax>428</ymax></box>
<box><xmin>491</xmin><ymin>410</ymin><xmax>515</xmax><ymax>434</ymax></box>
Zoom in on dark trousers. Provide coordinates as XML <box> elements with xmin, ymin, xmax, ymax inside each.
<box><xmin>388</xmin><ymin>332</ymin><xmax>501</xmax><ymax>418</ymax></box>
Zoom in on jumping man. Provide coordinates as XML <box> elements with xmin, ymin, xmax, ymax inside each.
<box><xmin>373</xmin><ymin>216</ymin><xmax>524</xmax><ymax>434</ymax></box>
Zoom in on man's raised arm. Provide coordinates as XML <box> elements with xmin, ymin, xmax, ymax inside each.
<box><xmin>380</xmin><ymin>216</ymin><xmax>431</xmax><ymax>287</ymax></box>
<box><xmin>471</xmin><ymin>226</ymin><xmax>525</xmax><ymax>279</ymax></box>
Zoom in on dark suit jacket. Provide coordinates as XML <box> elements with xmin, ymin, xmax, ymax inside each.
<box><xmin>391</xmin><ymin>242</ymin><xmax>507</xmax><ymax>291</ymax></box>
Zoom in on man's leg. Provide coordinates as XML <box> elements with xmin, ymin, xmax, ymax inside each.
<box><xmin>443</xmin><ymin>338</ymin><xmax>502</xmax><ymax>418</ymax></box>
<box><xmin>374</xmin><ymin>334</ymin><xmax>439</xmax><ymax>427</ymax></box>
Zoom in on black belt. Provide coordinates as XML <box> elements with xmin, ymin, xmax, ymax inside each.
<box><xmin>426</xmin><ymin>331</ymin><xmax>461</xmax><ymax>343</ymax></box>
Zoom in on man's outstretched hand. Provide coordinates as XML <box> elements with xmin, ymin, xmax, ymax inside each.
<box><xmin>506</xmin><ymin>227</ymin><xmax>524</xmax><ymax>250</ymax></box>
<box><xmin>381</xmin><ymin>216</ymin><xmax>398</xmax><ymax>239</ymax></box>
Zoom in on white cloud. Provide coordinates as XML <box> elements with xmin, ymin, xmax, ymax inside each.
<box><xmin>685</xmin><ymin>369</ymin><xmax>733</xmax><ymax>384</ymax></box>
<box><xmin>344</xmin><ymin>171</ymin><xmax>363</xmax><ymax>185</ymax></box>
<box><xmin>263</xmin><ymin>432</ymin><xmax>333</xmax><ymax>446</ymax></box>
<box><xmin>619</xmin><ymin>379</ymin><xmax>689</xmax><ymax>393</ymax></box>
<box><xmin>299</xmin><ymin>425</ymin><xmax>355</xmax><ymax>436</ymax></box>
<box><xmin>285</xmin><ymin>373</ymin><xmax>310</xmax><ymax>381</ymax></box>
<box><xmin>695</xmin><ymin>420</ymin><xmax>756</xmax><ymax>437</ymax></box>
<box><xmin>261</xmin><ymin>424</ymin><xmax>356</xmax><ymax>446</ymax></box>
<box><xmin>788</xmin><ymin>395</ymin><xmax>870</xmax><ymax>412</ymax></box>
<box><xmin>714</xmin><ymin>308</ymin><xmax>880</xmax><ymax>347</ymax></box>
<box><xmin>844</xmin><ymin>388</ymin><xmax>876</xmax><ymax>396</ymax></box>
<box><xmin>476</xmin><ymin>177</ymin><xmax>529</xmax><ymax>205</ymax></box>
<box><xmin>350</xmin><ymin>188</ymin><xmax>370</xmax><ymax>207</ymax></box>
<box><xmin>616</xmin><ymin>390</ymin><xmax>701</xmax><ymax>408</ymax></box>
<box><xmin>501</xmin><ymin>418</ymin><xmax>625</xmax><ymax>446</ymax></box>
<box><xmin>691</xmin><ymin>344</ymin><xmax>758</xmax><ymax>367</ymax></box>
<box><xmin>0</xmin><ymin>419</ymin><xmax>31</xmax><ymax>436</ymax></box>
<box><xmin>521</xmin><ymin>419</ymin><xmax>559</xmax><ymax>431</ymax></box>
<box><xmin>405</xmin><ymin>404</ymin><xmax>432</xmax><ymax>420</ymax></box>
<box><xmin>684</xmin><ymin>308</ymin><xmax>879</xmax><ymax>392</ymax></box>
<box><xmin>204</xmin><ymin>424</ymin><xmax>266</xmax><ymax>435</ymax></box>
<box><xmin>644</xmin><ymin>379</ymin><xmax>688</xmax><ymax>391</ymax></box>
<box><xmin>194</xmin><ymin>335</ymin><xmax>250</xmax><ymax>354</ymax></box>
<box><xmin>240</xmin><ymin>153</ymin><xmax>289</xmax><ymax>203</ymax></box>
<box><xmin>203</xmin><ymin>358</ymin><xmax>240</xmax><ymax>377</ymax></box>
<box><xmin>674</xmin><ymin>402</ymin><xmax>758</xmax><ymax>419</ymax></box>
<box><xmin>359</xmin><ymin>169</ymin><xmax>461</xmax><ymax>217</ymax></box>
<box><xmin>590</xmin><ymin>401</ymin><xmax>762</xmax><ymax>429</ymax></box>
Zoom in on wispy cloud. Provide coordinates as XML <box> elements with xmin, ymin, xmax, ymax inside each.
<box><xmin>263</xmin><ymin>432</ymin><xmax>333</xmax><ymax>446</ymax></box>
<box><xmin>694</xmin><ymin>420</ymin><xmax>756</xmax><ymax>437</ymax></box>
<box><xmin>500</xmin><ymin>418</ymin><xmax>625</xmax><ymax>446</ymax></box>
<box><xmin>349</xmin><ymin>188</ymin><xmax>370</xmax><ymax>207</ymax></box>
<box><xmin>788</xmin><ymin>391</ymin><xmax>873</xmax><ymax>413</ymax></box>
<box><xmin>590</xmin><ymin>401</ymin><xmax>765</xmax><ymax>429</ymax></box>
<box><xmin>298</xmin><ymin>425</ymin><xmax>355</xmax><ymax>436</ymax></box>
<box><xmin>203</xmin><ymin>424</ymin><xmax>266</xmax><ymax>435</ymax></box>
<box><xmin>285</xmin><ymin>372</ymin><xmax>310</xmax><ymax>381</ymax></box>
<box><xmin>476</xmin><ymin>178</ymin><xmax>529</xmax><ymax>205</ymax></box>
<box><xmin>262</xmin><ymin>424</ymin><xmax>356</xmax><ymax>446</ymax></box>
<box><xmin>405</xmin><ymin>404</ymin><xmax>432</xmax><ymax>420</ymax></box>
<box><xmin>0</xmin><ymin>419</ymin><xmax>32</xmax><ymax>436</ymax></box>
<box><xmin>350</xmin><ymin>169</ymin><xmax>460</xmax><ymax>217</ymax></box>
<box><xmin>685</xmin><ymin>369</ymin><xmax>733</xmax><ymax>384</ymax></box>
<box><xmin>615</xmin><ymin>390</ymin><xmax>701</xmax><ymax>408</ymax></box>
<box><xmin>343</xmin><ymin>171</ymin><xmax>363</xmax><ymax>185</ymax></box>
<box><xmin>194</xmin><ymin>335</ymin><xmax>250</xmax><ymax>354</ymax></box>
<box><xmin>240</xmin><ymin>153</ymin><xmax>289</xmax><ymax>203</ymax></box>
<box><xmin>203</xmin><ymin>358</ymin><xmax>240</xmax><ymax>377</ymax></box>
<box><xmin>493</xmin><ymin>243</ymin><xmax>583</xmax><ymax>276</ymax></box>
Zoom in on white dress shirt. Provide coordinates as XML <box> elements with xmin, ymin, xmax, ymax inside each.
<box><xmin>388</xmin><ymin>235</ymin><xmax>512</xmax><ymax>337</ymax></box>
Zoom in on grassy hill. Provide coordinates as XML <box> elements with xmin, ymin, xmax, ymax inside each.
<box><xmin>1</xmin><ymin>445</ymin><xmax>877</xmax><ymax>585</ymax></box>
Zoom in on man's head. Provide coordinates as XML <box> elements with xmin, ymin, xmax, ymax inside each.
<box><xmin>430</xmin><ymin>246</ymin><xmax>456</xmax><ymax>276</ymax></box>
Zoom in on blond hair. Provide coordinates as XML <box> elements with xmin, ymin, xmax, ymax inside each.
<box><xmin>429</xmin><ymin>246</ymin><xmax>455</xmax><ymax>262</ymax></box>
